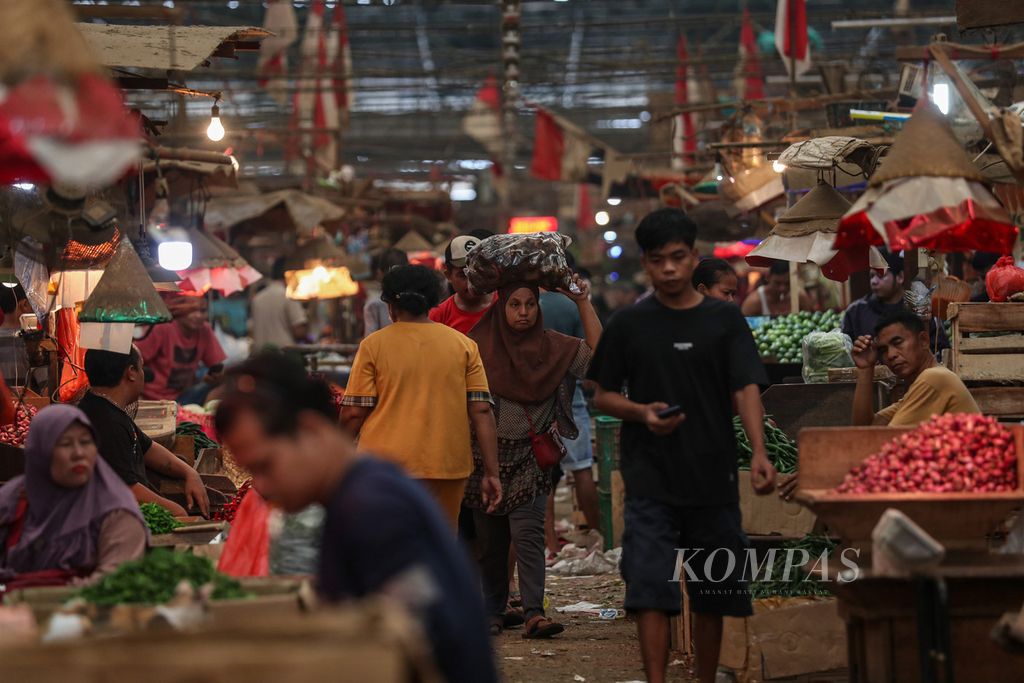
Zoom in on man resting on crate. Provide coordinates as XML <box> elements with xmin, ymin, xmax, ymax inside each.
<box><xmin>851</xmin><ymin>310</ymin><xmax>979</xmax><ymax>427</ymax></box>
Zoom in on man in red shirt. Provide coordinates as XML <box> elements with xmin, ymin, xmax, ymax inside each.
<box><xmin>136</xmin><ymin>295</ymin><xmax>227</xmax><ymax>402</ymax></box>
<box><xmin>429</xmin><ymin>235</ymin><xmax>496</xmax><ymax>335</ymax></box>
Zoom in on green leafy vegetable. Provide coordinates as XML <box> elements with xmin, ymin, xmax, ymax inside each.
<box><xmin>801</xmin><ymin>330</ymin><xmax>854</xmax><ymax>384</ymax></box>
<box><xmin>80</xmin><ymin>549</ymin><xmax>249</xmax><ymax>605</ymax></box>
<box><xmin>175</xmin><ymin>422</ymin><xmax>219</xmax><ymax>457</ymax></box>
<box><xmin>140</xmin><ymin>503</ymin><xmax>183</xmax><ymax>535</ymax></box>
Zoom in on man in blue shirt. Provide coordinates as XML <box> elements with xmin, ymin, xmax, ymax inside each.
<box><xmin>215</xmin><ymin>352</ymin><xmax>498</xmax><ymax>683</ymax></box>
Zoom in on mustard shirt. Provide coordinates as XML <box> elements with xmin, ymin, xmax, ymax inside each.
<box><xmin>875</xmin><ymin>366</ymin><xmax>980</xmax><ymax>427</ymax></box>
<box><xmin>342</xmin><ymin>322</ymin><xmax>491</xmax><ymax>479</ymax></box>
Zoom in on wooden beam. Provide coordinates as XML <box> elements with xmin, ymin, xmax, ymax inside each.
<box><xmin>116</xmin><ymin>76</ymin><xmax>170</xmax><ymax>91</ymax></box>
<box><xmin>895</xmin><ymin>41</ymin><xmax>1024</xmax><ymax>62</ymax></box>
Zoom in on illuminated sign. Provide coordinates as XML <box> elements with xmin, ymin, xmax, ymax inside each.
<box><xmin>508</xmin><ymin>216</ymin><xmax>558</xmax><ymax>234</ymax></box>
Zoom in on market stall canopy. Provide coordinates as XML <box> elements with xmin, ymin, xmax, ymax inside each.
<box><xmin>747</xmin><ymin>182</ymin><xmax>886</xmax><ymax>281</ymax></box>
<box><xmin>77</xmin><ymin>24</ymin><xmax>268</xmax><ymax>71</ymax></box>
<box><xmin>176</xmin><ymin>226</ymin><xmax>261</xmax><ymax>296</ymax></box>
<box><xmin>776</xmin><ymin>136</ymin><xmax>877</xmax><ymax>176</ymax></box>
<box><xmin>835</xmin><ymin>103</ymin><xmax>1018</xmax><ymax>255</ymax></box>
<box><xmin>205</xmin><ymin>189</ymin><xmax>346</xmax><ymax>236</ymax></box>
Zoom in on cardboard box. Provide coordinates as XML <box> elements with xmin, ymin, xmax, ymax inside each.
<box><xmin>721</xmin><ymin>597</ymin><xmax>847</xmax><ymax>682</ymax></box>
<box><xmin>739</xmin><ymin>471</ymin><xmax>816</xmax><ymax>537</ymax></box>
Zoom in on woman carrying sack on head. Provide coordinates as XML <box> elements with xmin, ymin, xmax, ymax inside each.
<box><xmin>464</xmin><ymin>276</ymin><xmax>601</xmax><ymax>638</ymax></box>
<box><xmin>0</xmin><ymin>405</ymin><xmax>147</xmax><ymax>591</ymax></box>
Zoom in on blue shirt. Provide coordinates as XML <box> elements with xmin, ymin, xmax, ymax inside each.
<box><xmin>317</xmin><ymin>459</ymin><xmax>498</xmax><ymax>683</ymax></box>
<box><xmin>540</xmin><ymin>291</ymin><xmax>583</xmax><ymax>338</ymax></box>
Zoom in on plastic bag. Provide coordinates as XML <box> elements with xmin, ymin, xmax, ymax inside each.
<box><xmin>986</xmin><ymin>256</ymin><xmax>1024</xmax><ymax>302</ymax></box>
<box><xmin>465</xmin><ymin>233</ymin><xmax>576</xmax><ymax>294</ymax></box>
<box><xmin>801</xmin><ymin>330</ymin><xmax>854</xmax><ymax>384</ymax></box>
<box><xmin>217</xmin><ymin>489</ymin><xmax>271</xmax><ymax>578</ymax></box>
<box><xmin>269</xmin><ymin>504</ymin><xmax>325</xmax><ymax>575</ymax></box>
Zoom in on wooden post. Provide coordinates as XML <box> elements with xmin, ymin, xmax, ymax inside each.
<box><xmin>789</xmin><ymin>261</ymin><xmax>800</xmax><ymax>314</ymax></box>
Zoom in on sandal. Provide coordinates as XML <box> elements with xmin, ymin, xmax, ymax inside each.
<box><xmin>503</xmin><ymin>608</ymin><xmax>526</xmax><ymax>629</ymax></box>
<box><xmin>522</xmin><ymin>615</ymin><xmax>565</xmax><ymax>639</ymax></box>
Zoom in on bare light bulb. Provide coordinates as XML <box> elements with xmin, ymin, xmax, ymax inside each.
<box><xmin>207</xmin><ymin>104</ymin><xmax>225</xmax><ymax>142</ymax></box>
<box><xmin>595</xmin><ymin>211</ymin><xmax>611</xmax><ymax>226</ymax></box>
<box><xmin>772</xmin><ymin>160</ymin><xmax>787</xmax><ymax>173</ymax></box>
<box><xmin>158</xmin><ymin>241</ymin><xmax>193</xmax><ymax>271</ymax></box>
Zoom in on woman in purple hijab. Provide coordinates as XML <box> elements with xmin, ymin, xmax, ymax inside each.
<box><xmin>0</xmin><ymin>404</ymin><xmax>146</xmax><ymax>587</ymax></box>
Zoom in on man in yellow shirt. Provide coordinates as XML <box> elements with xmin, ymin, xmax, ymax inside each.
<box><xmin>852</xmin><ymin>310</ymin><xmax>979</xmax><ymax>427</ymax></box>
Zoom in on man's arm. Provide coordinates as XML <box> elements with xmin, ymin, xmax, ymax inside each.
<box><xmin>592</xmin><ymin>386</ymin><xmax>685</xmax><ymax>435</ymax></box>
<box><xmin>143</xmin><ymin>441</ymin><xmax>210</xmax><ymax>517</ymax></box>
<box><xmin>734</xmin><ymin>384</ymin><xmax>775</xmax><ymax>495</ymax></box>
<box><xmin>468</xmin><ymin>401</ymin><xmax>502</xmax><ymax>512</ymax></box>
<box><xmin>850</xmin><ymin>335</ymin><xmax>879</xmax><ymax>426</ymax></box>
<box><xmin>130</xmin><ymin>482</ymin><xmax>187</xmax><ymax>516</ymax></box>
<box><xmin>341</xmin><ymin>405</ymin><xmax>372</xmax><ymax>437</ymax></box>
<box><xmin>740</xmin><ymin>292</ymin><xmax>761</xmax><ymax>316</ymax></box>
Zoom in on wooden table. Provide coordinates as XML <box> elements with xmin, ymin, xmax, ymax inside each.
<box><xmin>833</xmin><ymin>556</ymin><xmax>1024</xmax><ymax>683</ymax></box>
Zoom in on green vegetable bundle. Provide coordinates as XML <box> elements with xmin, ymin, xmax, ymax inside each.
<box><xmin>749</xmin><ymin>535</ymin><xmax>838</xmax><ymax>599</ymax></box>
<box><xmin>175</xmin><ymin>421</ymin><xmax>219</xmax><ymax>457</ymax></box>
<box><xmin>734</xmin><ymin>416</ymin><xmax>798</xmax><ymax>474</ymax></box>
<box><xmin>752</xmin><ymin>310</ymin><xmax>841</xmax><ymax>364</ymax></box>
<box><xmin>140</xmin><ymin>503</ymin><xmax>183</xmax><ymax>535</ymax></box>
<box><xmin>80</xmin><ymin>549</ymin><xmax>249</xmax><ymax>606</ymax></box>
<box><xmin>801</xmin><ymin>330</ymin><xmax>854</xmax><ymax>384</ymax></box>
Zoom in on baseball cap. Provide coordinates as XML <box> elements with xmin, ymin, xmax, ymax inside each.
<box><xmin>444</xmin><ymin>235</ymin><xmax>482</xmax><ymax>268</ymax></box>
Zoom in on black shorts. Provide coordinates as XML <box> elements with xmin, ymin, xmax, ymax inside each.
<box><xmin>620</xmin><ymin>497</ymin><xmax>753</xmax><ymax>617</ymax></box>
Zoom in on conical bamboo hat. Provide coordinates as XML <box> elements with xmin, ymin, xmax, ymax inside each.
<box><xmin>774</xmin><ymin>182</ymin><xmax>853</xmax><ymax>236</ymax></box>
<box><xmin>870</xmin><ymin>102</ymin><xmax>985</xmax><ymax>186</ymax></box>
<box><xmin>79</xmin><ymin>239</ymin><xmax>172</xmax><ymax>324</ymax></box>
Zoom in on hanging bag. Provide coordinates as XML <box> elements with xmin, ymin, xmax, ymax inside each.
<box><xmin>524</xmin><ymin>406</ymin><xmax>565</xmax><ymax>470</ymax></box>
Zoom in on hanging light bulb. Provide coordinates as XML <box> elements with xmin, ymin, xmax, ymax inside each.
<box><xmin>772</xmin><ymin>160</ymin><xmax>787</xmax><ymax>173</ymax></box>
<box><xmin>207</xmin><ymin>103</ymin><xmax>225</xmax><ymax>142</ymax></box>
<box><xmin>158</xmin><ymin>236</ymin><xmax>193</xmax><ymax>271</ymax></box>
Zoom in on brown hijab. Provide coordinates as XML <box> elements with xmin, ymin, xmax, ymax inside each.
<box><xmin>469</xmin><ymin>283</ymin><xmax>580</xmax><ymax>405</ymax></box>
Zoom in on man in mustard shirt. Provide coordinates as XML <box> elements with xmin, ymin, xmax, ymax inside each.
<box><xmin>851</xmin><ymin>310</ymin><xmax>979</xmax><ymax>426</ymax></box>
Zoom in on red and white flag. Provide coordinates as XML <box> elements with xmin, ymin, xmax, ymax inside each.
<box><xmin>328</xmin><ymin>2</ymin><xmax>354</xmax><ymax>123</ymax></box>
<box><xmin>257</xmin><ymin>0</ymin><xmax>298</xmax><ymax>106</ymax></box>
<box><xmin>673</xmin><ymin>34</ymin><xmax>698</xmax><ymax>170</ymax></box>
<box><xmin>530</xmin><ymin>108</ymin><xmax>590</xmax><ymax>183</ymax></box>
<box><xmin>296</xmin><ymin>0</ymin><xmax>340</xmax><ymax>173</ymax></box>
<box><xmin>462</xmin><ymin>76</ymin><xmax>503</xmax><ymax>158</ymax></box>
<box><xmin>735</xmin><ymin>9</ymin><xmax>765</xmax><ymax>100</ymax></box>
<box><xmin>775</xmin><ymin>0</ymin><xmax>811</xmax><ymax>77</ymax></box>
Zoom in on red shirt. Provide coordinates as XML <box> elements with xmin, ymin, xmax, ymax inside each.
<box><xmin>136</xmin><ymin>321</ymin><xmax>226</xmax><ymax>401</ymax></box>
<box><xmin>428</xmin><ymin>295</ymin><xmax>496</xmax><ymax>335</ymax></box>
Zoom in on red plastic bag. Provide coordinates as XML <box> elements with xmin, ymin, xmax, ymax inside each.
<box><xmin>216</xmin><ymin>489</ymin><xmax>270</xmax><ymax>578</ymax></box>
<box><xmin>985</xmin><ymin>256</ymin><xmax>1024</xmax><ymax>302</ymax></box>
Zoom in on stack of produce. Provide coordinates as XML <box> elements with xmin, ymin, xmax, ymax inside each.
<box><xmin>80</xmin><ymin>549</ymin><xmax>248</xmax><ymax>605</ymax></box>
<box><xmin>213</xmin><ymin>479</ymin><xmax>252</xmax><ymax>522</ymax></box>
<box><xmin>140</xmin><ymin>503</ymin><xmax>183</xmax><ymax>535</ymax></box>
<box><xmin>835</xmin><ymin>413</ymin><xmax>1018</xmax><ymax>494</ymax></box>
<box><xmin>465</xmin><ymin>233</ymin><xmax>576</xmax><ymax>294</ymax></box>
<box><xmin>734</xmin><ymin>416</ymin><xmax>798</xmax><ymax>474</ymax></box>
<box><xmin>0</xmin><ymin>404</ymin><xmax>37</xmax><ymax>447</ymax></box>
<box><xmin>750</xmin><ymin>534</ymin><xmax>837</xmax><ymax>598</ymax></box>
<box><xmin>752</xmin><ymin>310</ymin><xmax>842</xmax><ymax>363</ymax></box>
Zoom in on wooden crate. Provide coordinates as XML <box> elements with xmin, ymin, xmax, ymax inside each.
<box><xmin>795</xmin><ymin>425</ymin><xmax>1024</xmax><ymax>548</ymax></box>
<box><xmin>949</xmin><ymin>302</ymin><xmax>1024</xmax><ymax>381</ymax></box>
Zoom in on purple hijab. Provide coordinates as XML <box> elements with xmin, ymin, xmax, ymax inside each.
<box><xmin>0</xmin><ymin>404</ymin><xmax>144</xmax><ymax>574</ymax></box>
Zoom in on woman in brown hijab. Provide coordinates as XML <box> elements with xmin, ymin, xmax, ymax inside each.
<box><xmin>466</xmin><ymin>275</ymin><xmax>601</xmax><ymax>638</ymax></box>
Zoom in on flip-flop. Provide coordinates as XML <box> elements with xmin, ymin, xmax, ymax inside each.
<box><xmin>522</xmin><ymin>615</ymin><xmax>565</xmax><ymax>639</ymax></box>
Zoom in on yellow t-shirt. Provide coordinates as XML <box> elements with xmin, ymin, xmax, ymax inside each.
<box><xmin>875</xmin><ymin>366</ymin><xmax>980</xmax><ymax>427</ymax></box>
<box><xmin>342</xmin><ymin>322</ymin><xmax>490</xmax><ymax>479</ymax></box>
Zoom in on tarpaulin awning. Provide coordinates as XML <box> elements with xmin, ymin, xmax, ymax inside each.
<box><xmin>77</xmin><ymin>24</ymin><xmax>268</xmax><ymax>71</ymax></box>
<box><xmin>205</xmin><ymin>189</ymin><xmax>347</xmax><ymax>235</ymax></box>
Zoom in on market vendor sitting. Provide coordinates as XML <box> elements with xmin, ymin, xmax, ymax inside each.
<box><xmin>78</xmin><ymin>347</ymin><xmax>210</xmax><ymax>518</ymax></box>
<box><xmin>852</xmin><ymin>310</ymin><xmax>978</xmax><ymax>427</ymax></box>
<box><xmin>136</xmin><ymin>293</ymin><xmax>227</xmax><ymax>405</ymax></box>
<box><xmin>0</xmin><ymin>405</ymin><xmax>146</xmax><ymax>588</ymax></box>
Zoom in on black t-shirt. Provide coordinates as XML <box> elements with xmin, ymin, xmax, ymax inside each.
<box><xmin>77</xmin><ymin>392</ymin><xmax>154</xmax><ymax>490</ymax></box>
<box><xmin>587</xmin><ymin>295</ymin><xmax>768</xmax><ymax>506</ymax></box>
<box><xmin>319</xmin><ymin>458</ymin><xmax>498</xmax><ymax>683</ymax></box>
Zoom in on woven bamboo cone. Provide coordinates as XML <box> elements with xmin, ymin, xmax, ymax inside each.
<box><xmin>0</xmin><ymin>0</ymin><xmax>101</xmax><ymax>84</ymax></box>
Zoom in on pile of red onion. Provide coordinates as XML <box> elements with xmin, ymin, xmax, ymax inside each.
<box><xmin>0</xmin><ymin>404</ymin><xmax>37</xmax><ymax>448</ymax></box>
<box><xmin>836</xmin><ymin>413</ymin><xmax>1019</xmax><ymax>494</ymax></box>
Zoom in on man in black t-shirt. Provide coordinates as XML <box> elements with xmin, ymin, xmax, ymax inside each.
<box><xmin>78</xmin><ymin>347</ymin><xmax>209</xmax><ymax>517</ymax></box>
<box><xmin>587</xmin><ymin>209</ymin><xmax>776</xmax><ymax>683</ymax></box>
